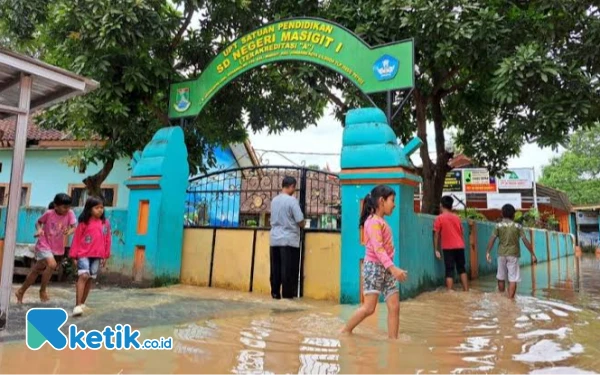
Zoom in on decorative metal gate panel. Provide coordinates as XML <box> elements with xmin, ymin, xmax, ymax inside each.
<box><xmin>184</xmin><ymin>166</ymin><xmax>341</xmax><ymax>230</ymax></box>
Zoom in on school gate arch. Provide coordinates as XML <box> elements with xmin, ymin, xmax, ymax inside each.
<box><xmin>168</xmin><ymin>17</ymin><xmax>414</xmax><ymax>121</ymax></box>
<box><xmin>122</xmin><ymin>18</ymin><xmax>421</xmax><ymax>302</ymax></box>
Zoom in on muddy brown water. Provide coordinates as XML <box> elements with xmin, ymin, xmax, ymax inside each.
<box><xmin>0</xmin><ymin>254</ymin><xmax>599</xmax><ymax>374</ymax></box>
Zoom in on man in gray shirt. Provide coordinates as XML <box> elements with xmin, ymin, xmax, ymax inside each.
<box><xmin>270</xmin><ymin>176</ymin><xmax>305</xmax><ymax>299</ymax></box>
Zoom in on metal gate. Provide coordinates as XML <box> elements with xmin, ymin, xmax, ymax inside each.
<box><xmin>183</xmin><ymin>166</ymin><xmax>341</xmax><ymax>296</ymax></box>
<box><xmin>184</xmin><ymin>166</ymin><xmax>340</xmax><ymax>230</ymax></box>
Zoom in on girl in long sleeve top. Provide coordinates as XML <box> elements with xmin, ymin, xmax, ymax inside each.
<box><xmin>342</xmin><ymin>185</ymin><xmax>409</xmax><ymax>339</ymax></box>
<box><xmin>70</xmin><ymin>196</ymin><xmax>111</xmax><ymax>317</ymax></box>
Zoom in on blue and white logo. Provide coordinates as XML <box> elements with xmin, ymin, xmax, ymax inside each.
<box><xmin>26</xmin><ymin>308</ymin><xmax>172</xmax><ymax>351</ymax></box>
<box><xmin>373</xmin><ymin>55</ymin><xmax>399</xmax><ymax>81</ymax></box>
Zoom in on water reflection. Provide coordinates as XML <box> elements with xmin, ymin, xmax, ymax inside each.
<box><xmin>1</xmin><ymin>255</ymin><xmax>599</xmax><ymax>374</ymax></box>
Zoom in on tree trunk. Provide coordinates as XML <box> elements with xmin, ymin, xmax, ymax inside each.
<box><xmin>82</xmin><ymin>159</ymin><xmax>115</xmax><ymax>199</ymax></box>
<box><xmin>419</xmin><ymin>94</ymin><xmax>451</xmax><ymax>215</ymax></box>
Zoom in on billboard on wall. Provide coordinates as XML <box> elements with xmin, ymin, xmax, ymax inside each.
<box><xmin>576</xmin><ymin>211</ymin><xmax>599</xmax><ymax>225</ymax></box>
<box><xmin>463</xmin><ymin>169</ymin><xmax>498</xmax><ymax>193</ymax></box>
<box><xmin>487</xmin><ymin>193</ymin><xmax>522</xmax><ymax>209</ymax></box>
<box><xmin>498</xmin><ymin>168</ymin><xmax>534</xmax><ymax>190</ymax></box>
<box><xmin>443</xmin><ymin>170</ymin><xmax>463</xmax><ymax>192</ymax></box>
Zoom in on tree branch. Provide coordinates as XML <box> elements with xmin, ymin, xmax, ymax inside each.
<box><xmin>144</xmin><ymin>98</ymin><xmax>170</xmax><ymax>125</ymax></box>
<box><xmin>432</xmin><ymin>66</ymin><xmax>460</xmax><ymax>95</ymax></box>
<box><xmin>170</xmin><ymin>3</ymin><xmax>194</xmax><ymax>51</ymax></box>
<box><xmin>440</xmin><ymin>78</ymin><xmax>471</xmax><ymax>98</ymax></box>
<box><xmin>431</xmin><ymin>94</ymin><xmax>450</xmax><ymax>166</ymax></box>
<box><xmin>415</xmin><ymin>88</ymin><xmax>432</xmax><ymax>170</ymax></box>
<box><xmin>314</xmin><ymin>85</ymin><xmax>348</xmax><ymax>112</ymax></box>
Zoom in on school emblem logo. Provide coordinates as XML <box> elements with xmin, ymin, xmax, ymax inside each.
<box><xmin>174</xmin><ymin>87</ymin><xmax>191</xmax><ymax>112</ymax></box>
<box><xmin>373</xmin><ymin>55</ymin><xmax>399</xmax><ymax>81</ymax></box>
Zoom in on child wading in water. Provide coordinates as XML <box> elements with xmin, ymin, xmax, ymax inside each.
<box><xmin>434</xmin><ymin>195</ymin><xmax>469</xmax><ymax>291</ymax></box>
<box><xmin>486</xmin><ymin>204</ymin><xmax>537</xmax><ymax>299</ymax></box>
<box><xmin>70</xmin><ymin>196</ymin><xmax>111</xmax><ymax>316</ymax></box>
<box><xmin>342</xmin><ymin>185</ymin><xmax>408</xmax><ymax>339</ymax></box>
<box><xmin>16</xmin><ymin>194</ymin><xmax>76</xmax><ymax>303</ymax></box>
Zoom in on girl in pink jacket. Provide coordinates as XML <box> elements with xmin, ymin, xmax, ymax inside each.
<box><xmin>70</xmin><ymin>196</ymin><xmax>111</xmax><ymax>317</ymax></box>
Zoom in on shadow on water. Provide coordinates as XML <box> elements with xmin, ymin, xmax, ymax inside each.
<box><xmin>0</xmin><ymin>255</ymin><xmax>599</xmax><ymax>374</ymax></box>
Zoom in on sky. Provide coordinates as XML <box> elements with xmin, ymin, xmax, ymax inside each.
<box><xmin>249</xmin><ymin>106</ymin><xmax>564</xmax><ymax>180</ymax></box>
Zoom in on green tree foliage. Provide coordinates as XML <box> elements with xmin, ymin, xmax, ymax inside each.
<box><xmin>312</xmin><ymin>0</ymin><xmax>600</xmax><ymax>213</ymax></box>
<box><xmin>0</xmin><ymin>0</ymin><xmax>328</xmax><ymax>196</ymax></box>
<box><xmin>540</xmin><ymin>128</ymin><xmax>600</xmax><ymax>206</ymax></box>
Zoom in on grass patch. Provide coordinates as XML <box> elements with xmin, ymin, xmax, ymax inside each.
<box><xmin>152</xmin><ymin>275</ymin><xmax>180</xmax><ymax>288</ymax></box>
<box><xmin>581</xmin><ymin>244</ymin><xmax>597</xmax><ymax>253</ymax></box>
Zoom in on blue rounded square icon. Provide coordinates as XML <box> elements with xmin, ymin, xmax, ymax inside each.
<box><xmin>373</xmin><ymin>54</ymin><xmax>399</xmax><ymax>81</ymax></box>
<box><xmin>26</xmin><ymin>308</ymin><xmax>69</xmax><ymax>350</ymax></box>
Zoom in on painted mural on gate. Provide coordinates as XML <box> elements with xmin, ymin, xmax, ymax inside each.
<box><xmin>184</xmin><ymin>147</ymin><xmax>241</xmax><ymax>227</ymax></box>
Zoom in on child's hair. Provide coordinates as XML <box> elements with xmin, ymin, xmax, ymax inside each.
<box><xmin>501</xmin><ymin>204</ymin><xmax>516</xmax><ymax>220</ymax></box>
<box><xmin>53</xmin><ymin>193</ymin><xmax>72</xmax><ymax>206</ymax></box>
<box><xmin>359</xmin><ymin>185</ymin><xmax>395</xmax><ymax>228</ymax></box>
<box><xmin>78</xmin><ymin>196</ymin><xmax>106</xmax><ymax>224</ymax></box>
<box><xmin>282</xmin><ymin>176</ymin><xmax>297</xmax><ymax>189</ymax></box>
<box><xmin>440</xmin><ymin>196</ymin><xmax>454</xmax><ymax>210</ymax></box>
<box><xmin>48</xmin><ymin>202</ymin><xmax>55</xmax><ymax>210</ymax></box>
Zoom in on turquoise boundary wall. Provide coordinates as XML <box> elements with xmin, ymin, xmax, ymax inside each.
<box><xmin>393</xmin><ymin>216</ymin><xmax>575</xmax><ymax>301</ymax></box>
<box><xmin>339</xmin><ymin>107</ymin><xmax>575</xmax><ymax>304</ymax></box>
<box><xmin>0</xmin><ymin>206</ymin><xmax>133</xmax><ymax>280</ymax></box>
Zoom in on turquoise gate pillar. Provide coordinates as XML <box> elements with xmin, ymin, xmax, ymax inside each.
<box><xmin>339</xmin><ymin>108</ymin><xmax>422</xmax><ymax>304</ymax></box>
<box><xmin>124</xmin><ymin>127</ymin><xmax>189</xmax><ymax>284</ymax></box>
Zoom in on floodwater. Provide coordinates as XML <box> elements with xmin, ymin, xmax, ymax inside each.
<box><xmin>0</xmin><ymin>254</ymin><xmax>599</xmax><ymax>374</ymax></box>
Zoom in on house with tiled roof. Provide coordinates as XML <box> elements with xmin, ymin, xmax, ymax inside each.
<box><xmin>0</xmin><ymin>116</ymin><xmax>259</xmax><ymax>208</ymax></box>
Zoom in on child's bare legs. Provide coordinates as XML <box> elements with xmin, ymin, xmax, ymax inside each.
<box><xmin>341</xmin><ymin>294</ymin><xmax>379</xmax><ymax>334</ymax></box>
<box><xmin>75</xmin><ymin>273</ymin><xmax>89</xmax><ymax>306</ymax></box>
<box><xmin>82</xmin><ymin>278</ymin><xmax>93</xmax><ymax>305</ymax></box>
<box><xmin>16</xmin><ymin>256</ymin><xmax>56</xmax><ymax>303</ymax></box>
<box><xmin>459</xmin><ymin>272</ymin><xmax>469</xmax><ymax>292</ymax></box>
<box><xmin>445</xmin><ymin>277</ymin><xmax>454</xmax><ymax>291</ymax></box>
<box><xmin>15</xmin><ymin>260</ymin><xmax>46</xmax><ymax>303</ymax></box>
<box><xmin>39</xmin><ymin>256</ymin><xmax>58</xmax><ymax>302</ymax></box>
<box><xmin>385</xmin><ymin>292</ymin><xmax>400</xmax><ymax>339</ymax></box>
<box><xmin>497</xmin><ymin>280</ymin><xmax>506</xmax><ymax>293</ymax></box>
<box><xmin>508</xmin><ymin>282</ymin><xmax>518</xmax><ymax>299</ymax></box>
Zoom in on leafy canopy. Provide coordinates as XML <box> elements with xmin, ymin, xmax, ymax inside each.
<box><xmin>540</xmin><ymin>127</ymin><xmax>600</xmax><ymax>206</ymax></box>
<box><xmin>0</xmin><ymin>0</ymin><xmax>330</xmax><ymax>179</ymax></box>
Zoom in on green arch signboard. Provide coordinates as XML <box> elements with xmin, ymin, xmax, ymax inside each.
<box><xmin>168</xmin><ymin>18</ymin><xmax>414</xmax><ymax>119</ymax></box>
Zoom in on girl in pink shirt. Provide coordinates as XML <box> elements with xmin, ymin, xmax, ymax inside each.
<box><xmin>16</xmin><ymin>194</ymin><xmax>76</xmax><ymax>303</ymax></box>
<box><xmin>70</xmin><ymin>196</ymin><xmax>111</xmax><ymax>317</ymax></box>
<box><xmin>342</xmin><ymin>185</ymin><xmax>408</xmax><ymax>339</ymax></box>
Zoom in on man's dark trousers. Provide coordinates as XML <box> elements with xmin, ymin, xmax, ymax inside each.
<box><xmin>270</xmin><ymin>246</ymin><xmax>300</xmax><ymax>299</ymax></box>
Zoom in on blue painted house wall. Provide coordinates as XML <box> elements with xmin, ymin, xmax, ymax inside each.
<box><xmin>0</xmin><ymin>149</ymin><xmax>131</xmax><ymax>208</ymax></box>
<box><xmin>0</xmin><ymin>206</ymin><xmax>129</xmax><ymax>274</ymax></box>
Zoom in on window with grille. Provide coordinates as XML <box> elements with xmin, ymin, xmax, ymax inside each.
<box><xmin>69</xmin><ymin>186</ymin><xmax>116</xmax><ymax>207</ymax></box>
<box><xmin>0</xmin><ymin>185</ymin><xmax>30</xmax><ymax>206</ymax></box>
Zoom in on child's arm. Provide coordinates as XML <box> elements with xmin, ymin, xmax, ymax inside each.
<box><xmin>69</xmin><ymin>224</ymin><xmax>84</xmax><ymax>259</ymax></box>
<box><xmin>432</xmin><ymin>217</ymin><xmax>442</xmax><ymax>259</ymax></box>
<box><xmin>486</xmin><ymin>234</ymin><xmax>498</xmax><ymax>263</ymax></box>
<box><xmin>34</xmin><ymin>212</ymin><xmax>48</xmax><ymax>237</ymax></box>
<box><xmin>104</xmin><ymin>220</ymin><xmax>112</xmax><ymax>260</ymax></box>
<box><xmin>365</xmin><ymin>222</ymin><xmax>407</xmax><ymax>282</ymax></box>
<box><xmin>520</xmin><ymin>230</ymin><xmax>537</xmax><ymax>263</ymax></box>
<box><xmin>64</xmin><ymin>211</ymin><xmax>77</xmax><ymax>236</ymax></box>
<box><xmin>486</xmin><ymin>224</ymin><xmax>500</xmax><ymax>262</ymax></box>
<box><xmin>433</xmin><ymin>231</ymin><xmax>442</xmax><ymax>259</ymax></box>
